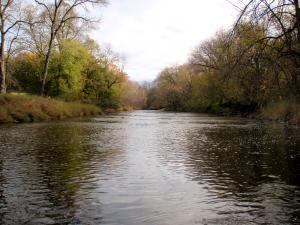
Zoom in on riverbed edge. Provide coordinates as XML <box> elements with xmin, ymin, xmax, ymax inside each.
<box><xmin>155</xmin><ymin>101</ymin><xmax>300</xmax><ymax>125</ymax></box>
<box><xmin>0</xmin><ymin>93</ymin><xmax>103</xmax><ymax>123</ymax></box>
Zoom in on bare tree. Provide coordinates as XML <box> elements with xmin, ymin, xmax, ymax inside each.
<box><xmin>0</xmin><ymin>0</ymin><xmax>25</xmax><ymax>93</ymax></box>
<box><xmin>32</xmin><ymin>0</ymin><xmax>107</xmax><ymax>95</ymax></box>
<box><xmin>230</xmin><ymin>0</ymin><xmax>300</xmax><ymax>99</ymax></box>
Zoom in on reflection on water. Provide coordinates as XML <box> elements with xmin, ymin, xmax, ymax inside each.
<box><xmin>0</xmin><ymin>111</ymin><xmax>300</xmax><ymax>224</ymax></box>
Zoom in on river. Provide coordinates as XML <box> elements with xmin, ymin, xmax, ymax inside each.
<box><xmin>0</xmin><ymin>111</ymin><xmax>300</xmax><ymax>224</ymax></box>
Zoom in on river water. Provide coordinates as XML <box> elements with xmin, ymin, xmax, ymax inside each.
<box><xmin>0</xmin><ymin>111</ymin><xmax>300</xmax><ymax>225</ymax></box>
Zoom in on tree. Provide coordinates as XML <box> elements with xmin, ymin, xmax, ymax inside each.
<box><xmin>32</xmin><ymin>0</ymin><xmax>107</xmax><ymax>95</ymax></box>
<box><xmin>153</xmin><ymin>65</ymin><xmax>194</xmax><ymax>111</ymax></box>
<box><xmin>48</xmin><ymin>39</ymin><xmax>90</xmax><ymax>99</ymax></box>
<box><xmin>234</xmin><ymin>0</ymin><xmax>300</xmax><ymax>99</ymax></box>
<box><xmin>121</xmin><ymin>81</ymin><xmax>147</xmax><ymax>109</ymax></box>
<box><xmin>12</xmin><ymin>52</ymin><xmax>43</xmax><ymax>93</ymax></box>
<box><xmin>0</xmin><ymin>0</ymin><xmax>24</xmax><ymax>93</ymax></box>
<box><xmin>189</xmin><ymin>25</ymin><xmax>272</xmax><ymax>112</ymax></box>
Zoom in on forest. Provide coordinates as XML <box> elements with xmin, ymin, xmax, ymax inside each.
<box><xmin>1</xmin><ymin>0</ymin><xmax>300</xmax><ymax>123</ymax></box>
<box><xmin>145</xmin><ymin>0</ymin><xmax>300</xmax><ymax>123</ymax></box>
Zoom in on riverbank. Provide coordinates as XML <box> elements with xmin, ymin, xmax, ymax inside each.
<box><xmin>0</xmin><ymin>93</ymin><xmax>102</xmax><ymax>123</ymax></box>
<box><xmin>259</xmin><ymin>100</ymin><xmax>300</xmax><ymax>125</ymax></box>
<box><xmin>207</xmin><ymin>101</ymin><xmax>300</xmax><ymax>125</ymax></box>
<box><xmin>152</xmin><ymin>100</ymin><xmax>300</xmax><ymax>125</ymax></box>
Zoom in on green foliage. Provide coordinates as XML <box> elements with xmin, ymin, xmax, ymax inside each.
<box><xmin>82</xmin><ymin>58</ymin><xmax>106</xmax><ymax>102</ymax></box>
<box><xmin>82</xmin><ymin>59</ymin><xmax>126</xmax><ymax>109</ymax></box>
<box><xmin>48</xmin><ymin>40</ymin><xmax>90</xmax><ymax>100</ymax></box>
<box><xmin>7</xmin><ymin>37</ymin><xmax>142</xmax><ymax>111</ymax></box>
<box><xmin>11</xmin><ymin>53</ymin><xmax>43</xmax><ymax>94</ymax></box>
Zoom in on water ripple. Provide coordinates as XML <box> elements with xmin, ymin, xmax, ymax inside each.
<box><xmin>0</xmin><ymin>111</ymin><xmax>300</xmax><ymax>224</ymax></box>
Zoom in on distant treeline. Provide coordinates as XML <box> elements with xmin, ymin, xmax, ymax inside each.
<box><xmin>0</xmin><ymin>0</ymin><xmax>146</xmax><ymax>110</ymax></box>
<box><xmin>144</xmin><ymin>0</ymin><xmax>300</xmax><ymax>123</ymax></box>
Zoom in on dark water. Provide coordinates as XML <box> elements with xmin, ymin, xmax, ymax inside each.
<box><xmin>0</xmin><ymin>111</ymin><xmax>300</xmax><ymax>225</ymax></box>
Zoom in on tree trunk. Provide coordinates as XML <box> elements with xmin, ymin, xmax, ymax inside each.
<box><xmin>0</xmin><ymin>18</ymin><xmax>6</xmax><ymax>94</ymax></box>
<box><xmin>295</xmin><ymin>0</ymin><xmax>300</xmax><ymax>42</ymax></box>
<box><xmin>294</xmin><ymin>0</ymin><xmax>300</xmax><ymax>99</ymax></box>
<box><xmin>40</xmin><ymin>34</ymin><xmax>54</xmax><ymax>96</ymax></box>
<box><xmin>40</xmin><ymin>52</ymin><xmax>51</xmax><ymax>95</ymax></box>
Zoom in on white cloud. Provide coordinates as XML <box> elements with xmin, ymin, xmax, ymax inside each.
<box><xmin>91</xmin><ymin>0</ymin><xmax>238</xmax><ymax>81</ymax></box>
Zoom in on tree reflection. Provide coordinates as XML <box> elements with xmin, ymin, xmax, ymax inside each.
<box><xmin>185</xmin><ymin>125</ymin><xmax>300</xmax><ymax>187</ymax></box>
<box><xmin>184</xmin><ymin>124</ymin><xmax>300</xmax><ymax>223</ymax></box>
<box><xmin>32</xmin><ymin>124</ymin><xmax>95</xmax><ymax>223</ymax></box>
<box><xmin>0</xmin><ymin>122</ymin><xmax>123</xmax><ymax>225</ymax></box>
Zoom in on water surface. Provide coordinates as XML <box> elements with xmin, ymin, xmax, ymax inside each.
<box><xmin>0</xmin><ymin>111</ymin><xmax>300</xmax><ymax>224</ymax></box>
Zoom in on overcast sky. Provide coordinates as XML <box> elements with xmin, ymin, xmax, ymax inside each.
<box><xmin>91</xmin><ymin>0</ymin><xmax>239</xmax><ymax>82</ymax></box>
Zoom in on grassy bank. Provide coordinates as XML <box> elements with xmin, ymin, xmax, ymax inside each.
<box><xmin>260</xmin><ymin>100</ymin><xmax>300</xmax><ymax>125</ymax></box>
<box><xmin>0</xmin><ymin>93</ymin><xmax>102</xmax><ymax>123</ymax></box>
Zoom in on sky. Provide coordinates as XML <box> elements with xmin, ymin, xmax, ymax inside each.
<box><xmin>91</xmin><ymin>0</ymin><xmax>239</xmax><ymax>82</ymax></box>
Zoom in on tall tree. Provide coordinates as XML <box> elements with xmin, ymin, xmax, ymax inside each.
<box><xmin>234</xmin><ymin>0</ymin><xmax>300</xmax><ymax>99</ymax></box>
<box><xmin>0</xmin><ymin>0</ymin><xmax>24</xmax><ymax>93</ymax></box>
<box><xmin>32</xmin><ymin>0</ymin><xmax>107</xmax><ymax>95</ymax></box>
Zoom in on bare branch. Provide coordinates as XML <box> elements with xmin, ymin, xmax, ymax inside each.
<box><xmin>34</xmin><ymin>0</ymin><xmax>53</xmax><ymax>21</ymax></box>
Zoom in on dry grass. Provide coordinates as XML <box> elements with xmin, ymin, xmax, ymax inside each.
<box><xmin>0</xmin><ymin>93</ymin><xmax>102</xmax><ymax>123</ymax></box>
<box><xmin>261</xmin><ymin>100</ymin><xmax>300</xmax><ymax>124</ymax></box>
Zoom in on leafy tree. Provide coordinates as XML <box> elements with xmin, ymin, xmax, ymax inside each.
<box><xmin>48</xmin><ymin>39</ymin><xmax>89</xmax><ymax>99</ymax></box>
<box><xmin>31</xmin><ymin>0</ymin><xmax>107</xmax><ymax>95</ymax></box>
<box><xmin>12</xmin><ymin>52</ymin><xmax>43</xmax><ymax>94</ymax></box>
